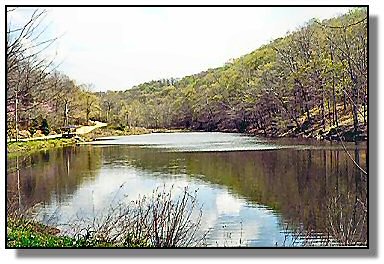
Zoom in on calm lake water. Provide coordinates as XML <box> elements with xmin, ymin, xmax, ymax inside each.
<box><xmin>7</xmin><ymin>132</ymin><xmax>367</xmax><ymax>247</ymax></box>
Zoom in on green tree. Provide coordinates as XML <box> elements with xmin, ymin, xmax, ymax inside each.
<box><xmin>40</xmin><ymin>118</ymin><xmax>49</xmax><ymax>135</ymax></box>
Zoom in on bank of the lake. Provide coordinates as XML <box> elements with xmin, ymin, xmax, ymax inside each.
<box><xmin>7</xmin><ymin>217</ymin><xmax>75</xmax><ymax>247</ymax></box>
<box><xmin>81</xmin><ymin>126</ymin><xmax>151</xmax><ymax>141</ymax></box>
<box><xmin>6</xmin><ymin>126</ymin><xmax>153</xmax><ymax>157</ymax></box>
<box><xmin>7</xmin><ymin>216</ymin><xmax>129</xmax><ymax>247</ymax></box>
<box><xmin>7</xmin><ymin>138</ymin><xmax>77</xmax><ymax>158</ymax></box>
<box><xmin>245</xmin><ymin>105</ymin><xmax>368</xmax><ymax>142</ymax></box>
<box><xmin>82</xmin><ymin>125</ymin><xmax>192</xmax><ymax>141</ymax></box>
<box><xmin>8</xmin><ymin>113</ymin><xmax>367</xmax><ymax>159</ymax></box>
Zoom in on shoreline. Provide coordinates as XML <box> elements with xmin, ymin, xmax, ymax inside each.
<box><xmin>7</xmin><ymin>138</ymin><xmax>77</xmax><ymax>158</ymax></box>
<box><xmin>7</xmin><ymin>124</ymin><xmax>367</xmax><ymax>157</ymax></box>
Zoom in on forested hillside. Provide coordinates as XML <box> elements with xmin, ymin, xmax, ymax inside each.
<box><xmin>7</xmin><ymin>8</ymin><xmax>367</xmax><ymax>141</ymax></box>
<box><xmin>98</xmin><ymin>8</ymin><xmax>367</xmax><ymax>141</ymax></box>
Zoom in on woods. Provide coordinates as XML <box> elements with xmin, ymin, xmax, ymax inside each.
<box><xmin>6</xmin><ymin>6</ymin><xmax>369</xmax><ymax>248</ymax></box>
<box><xmin>7</xmin><ymin>8</ymin><xmax>367</xmax><ymax>142</ymax></box>
<box><xmin>95</xmin><ymin>8</ymin><xmax>367</xmax><ymax>141</ymax></box>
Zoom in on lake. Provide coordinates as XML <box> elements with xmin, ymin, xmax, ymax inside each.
<box><xmin>7</xmin><ymin>132</ymin><xmax>367</xmax><ymax>247</ymax></box>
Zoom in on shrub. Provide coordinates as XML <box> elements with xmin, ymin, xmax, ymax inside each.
<box><xmin>67</xmin><ymin>186</ymin><xmax>205</xmax><ymax>247</ymax></box>
<box><xmin>29</xmin><ymin>118</ymin><xmax>40</xmax><ymax>135</ymax></box>
<box><xmin>40</xmin><ymin>119</ymin><xmax>50</xmax><ymax>136</ymax></box>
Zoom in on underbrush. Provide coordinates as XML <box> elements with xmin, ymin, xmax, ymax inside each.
<box><xmin>7</xmin><ymin>217</ymin><xmax>76</xmax><ymax>248</ymax></box>
<box><xmin>7</xmin><ymin>186</ymin><xmax>205</xmax><ymax>248</ymax></box>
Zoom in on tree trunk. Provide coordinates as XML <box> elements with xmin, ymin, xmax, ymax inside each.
<box><xmin>327</xmin><ymin>95</ymin><xmax>332</xmax><ymax>125</ymax></box>
<box><xmin>343</xmin><ymin>90</ymin><xmax>347</xmax><ymax>113</ymax></box>
<box><xmin>352</xmin><ymin>83</ymin><xmax>359</xmax><ymax>134</ymax></box>
<box><xmin>86</xmin><ymin>110</ymin><xmax>89</xmax><ymax>125</ymax></box>
<box><xmin>320</xmin><ymin>101</ymin><xmax>325</xmax><ymax>129</ymax></box>
<box><xmin>15</xmin><ymin>90</ymin><xmax>19</xmax><ymax>142</ymax></box>
<box><xmin>329</xmin><ymin>43</ymin><xmax>338</xmax><ymax>127</ymax></box>
<box><xmin>363</xmin><ymin>90</ymin><xmax>367</xmax><ymax>126</ymax></box>
<box><xmin>320</xmin><ymin>81</ymin><xmax>325</xmax><ymax>129</ymax></box>
<box><xmin>64</xmin><ymin>100</ymin><xmax>69</xmax><ymax>126</ymax></box>
<box><xmin>296</xmin><ymin>79</ymin><xmax>310</xmax><ymax>121</ymax></box>
<box><xmin>332</xmin><ymin>75</ymin><xmax>338</xmax><ymax>127</ymax></box>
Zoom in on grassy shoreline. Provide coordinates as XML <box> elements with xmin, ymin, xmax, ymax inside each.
<box><xmin>7</xmin><ymin>217</ymin><xmax>120</xmax><ymax>248</ymax></box>
<box><xmin>6</xmin><ymin>126</ymin><xmax>188</xmax><ymax>157</ymax></box>
<box><xmin>7</xmin><ymin>217</ymin><xmax>76</xmax><ymax>248</ymax></box>
<box><xmin>7</xmin><ymin>138</ymin><xmax>77</xmax><ymax>158</ymax></box>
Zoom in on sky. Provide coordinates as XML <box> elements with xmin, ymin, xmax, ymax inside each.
<box><xmin>8</xmin><ymin>6</ymin><xmax>353</xmax><ymax>92</ymax></box>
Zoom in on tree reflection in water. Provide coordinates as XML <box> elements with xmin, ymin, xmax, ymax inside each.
<box><xmin>7</xmin><ymin>140</ymin><xmax>367</xmax><ymax>246</ymax></box>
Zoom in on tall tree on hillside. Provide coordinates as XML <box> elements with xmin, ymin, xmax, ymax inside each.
<box><xmin>316</xmin><ymin>8</ymin><xmax>367</xmax><ymax>135</ymax></box>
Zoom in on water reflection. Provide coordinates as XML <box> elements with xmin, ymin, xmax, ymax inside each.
<box><xmin>7</xmin><ymin>146</ymin><xmax>102</xmax><ymax>213</ymax></box>
<box><xmin>7</xmin><ymin>134</ymin><xmax>367</xmax><ymax>247</ymax></box>
<box><xmin>97</xmin><ymin>144</ymin><xmax>367</xmax><ymax>245</ymax></box>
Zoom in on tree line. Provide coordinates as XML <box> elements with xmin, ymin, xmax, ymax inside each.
<box><xmin>7</xmin><ymin>8</ymin><xmax>367</xmax><ymax>141</ymax></box>
<box><xmin>97</xmin><ymin>8</ymin><xmax>367</xmax><ymax>141</ymax></box>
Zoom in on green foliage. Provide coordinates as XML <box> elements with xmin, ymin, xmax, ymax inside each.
<box><xmin>40</xmin><ymin>118</ymin><xmax>50</xmax><ymax>136</ymax></box>
<box><xmin>7</xmin><ymin>138</ymin><xmax>76</xmax><ymax>157</ymax></box>
<box><xmin>7</xmin><ymin>9</ymin><xmax>367</xmax><ymax>140</ymax></box>
<box><xmin>100</xmin><ymin>9</ymin><xmax>366</xmax><ymax>139</ymax></box>
<box><xmin>7</xmin><ymin>218</ymin><xmax>76</xmax><ymax>248</ymax></box>
<box><xmin>29</xmin><ymin>118</ymin><xmax>40</xmax><ymax>135</ymax></box>
<box><xmin>7</xmin><ymin>216</ymin><xmax>151</xmax><ymax>248</ymax></box>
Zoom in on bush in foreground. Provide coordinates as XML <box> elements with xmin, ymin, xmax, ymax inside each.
<box><xmin>7</xmin><ymin>186</ymin><xmax>205</xmax><ymax>248</ymax></box>
<box><xmin>68</xmin><ymin>186</ymin><xmax>205</xmax><ymax>247</ymax></box>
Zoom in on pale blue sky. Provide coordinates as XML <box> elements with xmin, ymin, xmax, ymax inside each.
<box><xmin>8</xmin><ymin>6</ymin><xmax>353</xmax><ymax>91</ymax></box>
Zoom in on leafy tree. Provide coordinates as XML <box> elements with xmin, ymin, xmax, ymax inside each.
<box><xmin>40</xmin><ymin>118</ymin><xmax>49</xmax><ymax>135</ymax></box>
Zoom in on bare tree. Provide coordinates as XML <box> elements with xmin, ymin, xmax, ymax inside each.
<box><xmin>7</xmin><ymin>8</ymin><xmax>61</xmax><ymax>140</ymax></box>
